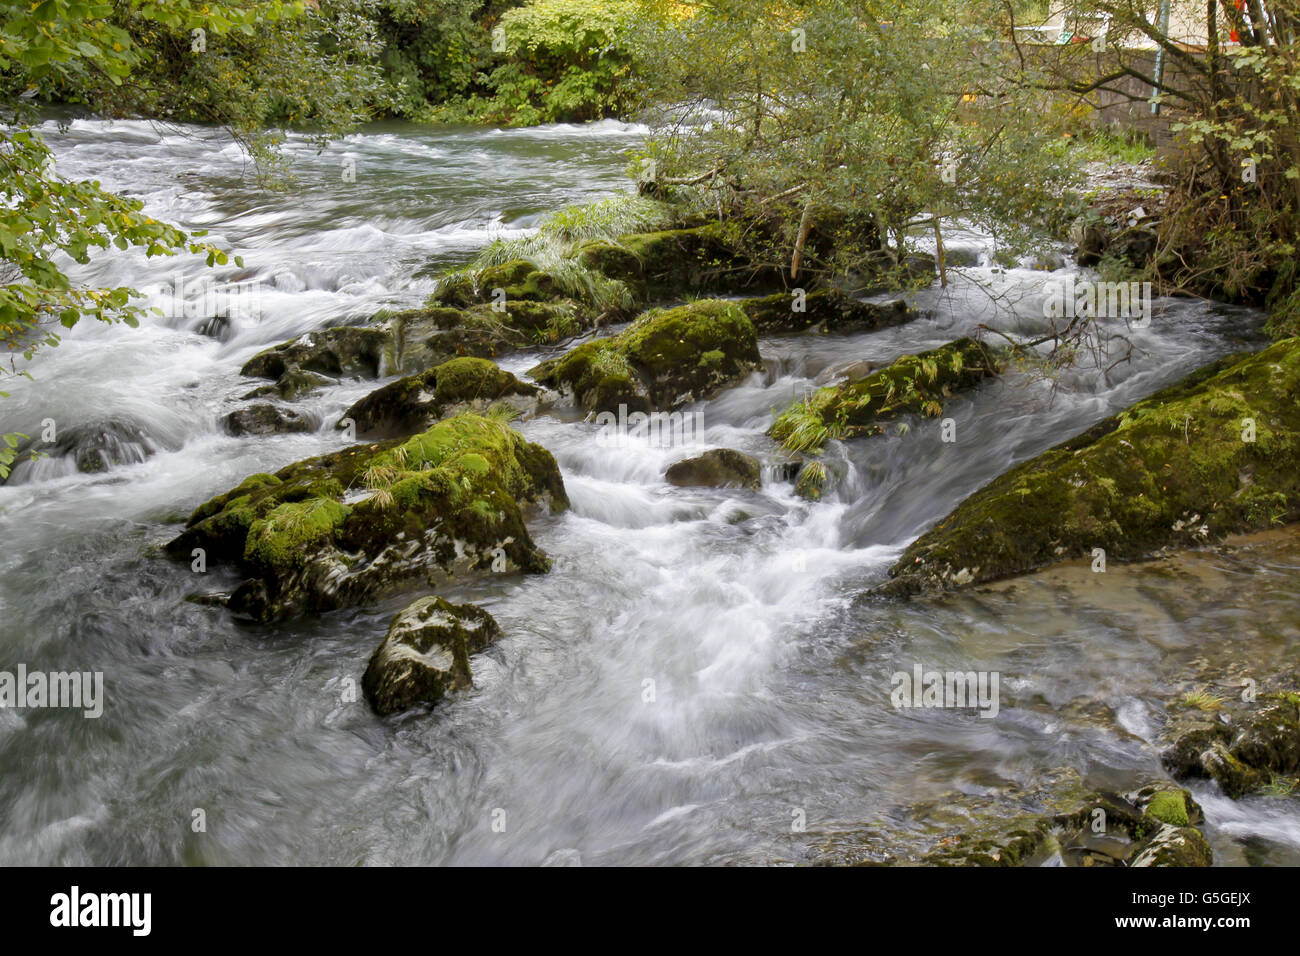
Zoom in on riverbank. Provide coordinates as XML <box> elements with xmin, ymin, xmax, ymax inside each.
<box><xmin>818</xmin><ymin>525</ymin><xmax>1300</xmax><ymax>866</ymax></box>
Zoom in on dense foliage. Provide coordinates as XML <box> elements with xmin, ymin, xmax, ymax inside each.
<box><xmin>374</xmin><ymin>0</ymin><xmax>501</xmax><ymax>119</ymax></box>
<box><xmin>633</xmin><ymin>0</ymin><xmax>1079</xmax><ymax>283</ymax></box>
<box><xmin>431</xmin><ymin>0</ymin><xmax>652</xmax><ymax>125</ymax></box>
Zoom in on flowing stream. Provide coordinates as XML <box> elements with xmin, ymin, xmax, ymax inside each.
<box><xmin>1</xmin><ymin>117</ymin><xmax>1297</xmax><ymax>866</ymax></box>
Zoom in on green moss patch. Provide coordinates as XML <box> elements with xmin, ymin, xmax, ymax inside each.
<box><xmin>1144</xmin><ymin>790</ymin><xmax>1190</xmax><ymax>827</ymax></box>
<box><xmin>771</xmin><ymin>337</ymin><xmax>1001</xmax><ymax>455</ymax></box>
<box><xmin>531</xmin><ymin>299</ymin><xmax>761</xmax><ymax>413</ymax></box>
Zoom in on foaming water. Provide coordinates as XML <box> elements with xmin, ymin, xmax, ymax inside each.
<box><xmin>0</xmin><ymin>117</ymin><xmax>1294</xmax><ymax>866</ymax></box>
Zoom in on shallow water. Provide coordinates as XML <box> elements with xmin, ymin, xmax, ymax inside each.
<box><xmin>0</xmin><ymin>117</ymin><xmax>1295</xmax><ymax>866</ymax></box>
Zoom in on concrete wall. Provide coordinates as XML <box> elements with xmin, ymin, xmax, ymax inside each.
<box><xmin>1023</xmin><ymin>42</ymin><xmax>1218</xmax><ymax>157</ymax></box>
<box><xmin>1015</xmin><ymin>2</ymin><xmax>1210</xmax><ymax>46</ymax></box>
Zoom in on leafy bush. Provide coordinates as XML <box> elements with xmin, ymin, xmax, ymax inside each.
<box><xmin>438</xmin><ymin>194</ymin><xmax>676</xmax><ymax>311</ymax></box>
<box><xmin>435</xmin><ymin>0</ymin><xmax>653</xmax><ymax>125</ymax></box>
<box><xmin>374</xmin><ymin>0</ymin><xmax>502</xmax><ymax>119</ymax></box>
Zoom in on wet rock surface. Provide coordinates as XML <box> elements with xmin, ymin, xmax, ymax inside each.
<box><xmin>222</xmin><ymin>403</ymin><xmax>315</xmax><ymax>437</ymax></box>
<box><xmin>362</xmin><ymin>596</ymin><xmax>502</xmax><ymax>716</ymax></box>
<box><xmin>340</xmin><ymin>357</ymin><xmax>542</xmax><ymax>439</ymax></box>
<box><xmin>665</xmin><ymin>449</ymin><xmax>762</xmax><ymax>490</ymax></box>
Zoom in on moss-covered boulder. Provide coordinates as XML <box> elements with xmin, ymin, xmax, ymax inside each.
<box><xmin>340</xmin><ymin>357</ymin><xmax>541</xmax><ymax>439</ymax></box>
<box><xmin>577</xmin><ymin>224</ymin><xmax>780</xmax><ymax>300</ymax></box>
<box><xmin>361</xmin><ymin>596</ymin><xmax>501</xmax><ymax>716</ymax></box>
<box><xmin>740</xmin><ymin>290</ymin><xmax>920</xmax><ymax>335</ymax></box>
<box><xmin>665</xmin><ymin>449</ymin><xmax>761</xmax><ymax>490</ymax></box>
<box><xmin>433</xmin><ymin>259</ymin><xmax>571</xmax><ymax>308</ymax></box>
<box><xmin>531</xmin><ymin>299</ymin><xmax>761</xmax><ymax>414</ymax></box>
<box><xmin>770</xmin><ymin>337</ymin><xmax>1001</xmax><ymax>455</ymax></box>
<box><xmin>887</xmin><ymin>341</ymin><xmax>1300</xmax><ymax>594</ymax></box>
<box><xmin>166</xmin><ymin>413</ymin><xmax>568</xmax><ymax>622</ymax></box>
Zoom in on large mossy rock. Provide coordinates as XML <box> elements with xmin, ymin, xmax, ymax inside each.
<box><xmin>433</xmin><ymin>258</ymin><xmax>569</xmax><ymax>308</ymax></box>
<box><xmin>770</xmin><ymin>337</ymin><xmax>1001</xmax><ymax>454</ymax></box>
<box><xmin>577</xmin><ymin>224</ymin><xmax>780</xmax><ymax>300</ymax></box>
<box><xmin>888</xmin><ymin>341</ymin><xmax>1300</xmax><ymax>594</ymax></box>
<box><xmin>362</xmin><ymin>596</ymin><xmax>501</xmax><ymax>716</ymax></box>
<box><xmin>530</xmin><ymin>299</ymin><xmax>761</xmax><ymax>414</ymax></box>
<box><xmin>166</xmin><ymin>413</ymin><xmax>568</xmax><ymax>622</ymax></box>
<box><xmin>340</xmin><ymin>357</ymin><xmax>541</xmax><ymax>439</ymax></box>
<box><xmin>739</xmin><ymin>290</ymin><xmax>920</xmax><ymax>335</ymax></box>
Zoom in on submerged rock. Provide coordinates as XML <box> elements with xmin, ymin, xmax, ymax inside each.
<box><xmin>886</xmin><ymin>341</ymin><xmax>1300</xmax><ymax>594</ymax></box>
<box><xmin>665</xmin><ymin>449</ymin><xmax>762</xmax><ymax>490</ymax></box>
<box><xmin>362</xmin><ymin>596</ymin><xmax>501</xmax><ymax>715</ymax></box>
<box><xmin>194</xmin><ymin>314</ymin><xmax>235</xmax><ymax>342</ymax></box>
<box><xmin>166</xmin><ymin>413</ymin><xmax>568</xmax><ymax>622</ymax></box>
<box><xmin>922</xmin><ymin>785</ymin><xmax>1209</xmax><ymax>868</ymax></box>
<box><xmin>4</xmin><ymin>418</ymin><xmax>178</xmax><ymax>482</ymax></box>
<box><xmin>530</xmin><ymin>299</ymin><xmax>761</xmax><ymax>414</ymax></box>
<box><xmin>341</xmin><ymin>357</ymin><xmax>541</xmax><ymax>439</ymax></box>
<box><xmin>52</xmin><ymin>421</ymin><xmax>161</xmax><ymax>473</ymax></box>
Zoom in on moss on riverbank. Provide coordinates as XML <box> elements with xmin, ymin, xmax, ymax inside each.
<box><xmin>887</xmin><ymin>339</ymin><xmax>1300</xmax><ymax>593</ymax></box>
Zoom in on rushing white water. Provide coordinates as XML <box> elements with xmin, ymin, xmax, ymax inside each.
<box><xmin>0</xmin><ymin>116</ymin><xmax>1296</xmax><ymax>866</ymax></box>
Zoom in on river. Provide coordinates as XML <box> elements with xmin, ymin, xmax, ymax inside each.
<box><xmin>0</xmin><ymin>117</ymin><xmax>1296</xmax><ymax>866</ymax></box>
